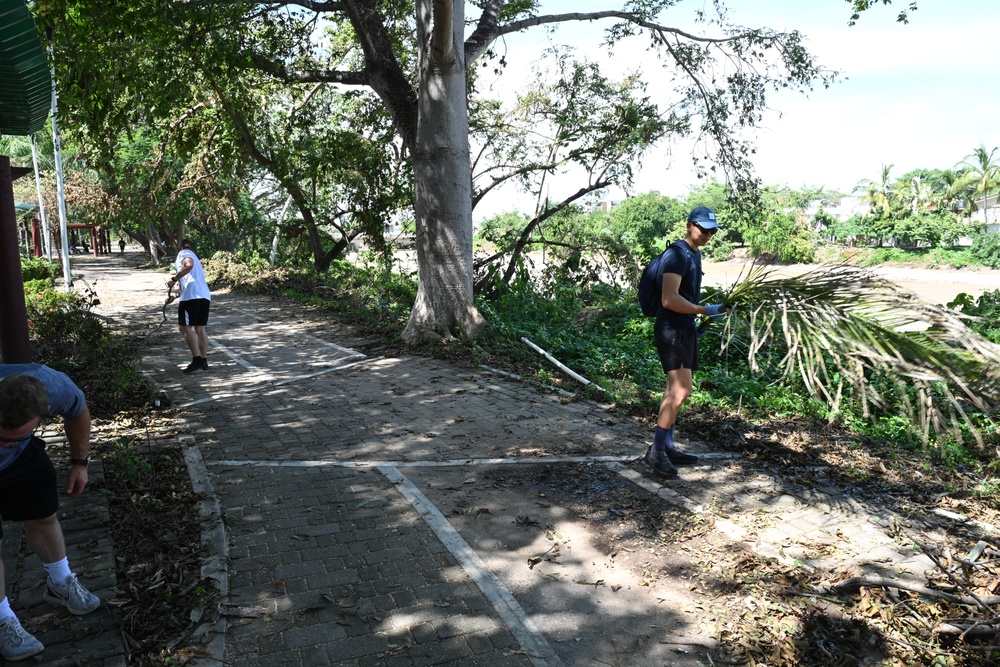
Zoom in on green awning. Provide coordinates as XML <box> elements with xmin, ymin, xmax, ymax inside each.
<box><xmin>0</xmin><ymin>0</ymin><xmax>51</xmax><ymax>136</ymax></box>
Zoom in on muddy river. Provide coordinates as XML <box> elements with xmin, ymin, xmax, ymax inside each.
<box><xmin>703</xmin><ymin>261</ymin><xmax>1000</xmax><ymax>306</ymax></box>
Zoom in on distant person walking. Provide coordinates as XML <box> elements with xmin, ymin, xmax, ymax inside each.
<box><xmin>0</xmin><ymin>368</ymin><xmax>101</xmax><ymax>661</ymax></box>
<box><xmin>118</xmin><ymin>238</ymin><xmax>126</xmax><ymax>254</ymax></box>
<box><xmin>165</xmin><ymin>238</ymin><xmax>212</xmax><ymax>373</ymax></box>
<box><xmin>644</xmin><ymin>206</ymin><xmax>729</xmax><ymax>479</ymax></box>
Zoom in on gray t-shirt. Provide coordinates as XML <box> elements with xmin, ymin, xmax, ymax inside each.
<box><xmin>0</xmin><ymin>364</ymin><xmax>87</xmax><ymax>472</ymax></box>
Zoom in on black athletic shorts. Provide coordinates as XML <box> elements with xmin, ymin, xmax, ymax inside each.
<box><xmin>654</xmin><ymin>326</ymin><xmax>699</xmax><ymax>373</ymax></box>
<box><xmin>178</xmin><ymin>298</ymin><xmax>211</xmax><ymax>327</ymax></box>
<box><xmin>0</xmin><ymin>437</ymin><xmax>59</xmax><ymax>539</ymax></box>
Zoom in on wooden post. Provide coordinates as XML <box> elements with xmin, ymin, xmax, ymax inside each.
<box><xmin>0</xmin><ymin>156</ymin><xmax>33</xmax><ymax>363</ymax></box>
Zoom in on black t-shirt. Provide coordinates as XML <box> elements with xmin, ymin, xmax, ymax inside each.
<box><xmin>654</xmin><ymin>240</ymin><xmax>702</xmax><ymax>329</ymax></box>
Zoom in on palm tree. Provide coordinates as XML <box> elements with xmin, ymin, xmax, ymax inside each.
<box><xmin>956</xmin><ymin>144</ymin><xmax>1000</xmax><ymax>223</ymax></box>
<box><xmin>893</xmin><ymin>174</ymin><xmax>933</xmax><ymax>215</ymax></box>
<box><xmin>853</xmin><ymin>165</ymin><xmax>896</xmax><ymax>246</ymax></box>
<box><xmin>930</xmin><ymin>169</ymin><xmax>968</xmax><ymax>214</ymax></box>
<box><xmin>854</xmin><ymin>164</ymin><xmax>895</xmax><ymax>215</ymax></box>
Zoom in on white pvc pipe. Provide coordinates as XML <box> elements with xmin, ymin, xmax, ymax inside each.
<box><xmin>47</xmin><ymin>46</ymin><xmax>72</xmax><ymax>289</ymax></box>
<box><xmin>269</xmin><ymin>194</ymin><xmax>293</xmax><ymax>266</ymax></box>
<box><xmin>520</xmin><ymin>336</ymin><xmax>607</xmax><ymax>392</ymax></box>
<box><xmin>29</xmin><ymin>134</ymin><xmax>52</xmax><ymax>260</ymax></box>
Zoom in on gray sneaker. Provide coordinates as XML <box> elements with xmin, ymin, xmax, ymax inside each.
<box><xmin>0</xmin><ymin>616</ymin><xmax>43</xmax><ymax>661</ymax></box>
<box><xmin>43</xmin><ymin>574</ymin><xmax>101</xmax><ymax>615</ymax></box>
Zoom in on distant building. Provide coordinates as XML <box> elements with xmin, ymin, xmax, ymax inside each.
<box><xmin>596</xmin><ymin>199</ymin><xmax>623</xmax><ymax>212</ymax></box>
<box><xmin>970</xmin><ymin>194</ymin><xmax>1000</xmax><ymax>232</ymax></box>
<box><xmin>804</xmin><ymin>196</ymin><xmax>870</xmax><ymax>222</ymax></box>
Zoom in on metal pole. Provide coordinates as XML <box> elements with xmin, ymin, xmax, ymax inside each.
<box><xmin>29</xmin><ymin>134</ymin><xmax>52</xmax><ymax>260</ymax></box>
<box><xmin>47</xmin><ymin>45</ymin><xmax>72</xmax><ymax>290</ymax></box>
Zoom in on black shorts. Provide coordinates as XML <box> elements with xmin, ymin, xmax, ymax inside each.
<box><xmin>178</xmin><ymin>299</ymin><xmax>211</xmax><ymax>327</ymax></box>
<box><xmin>0</xmin><ymin>437</ymin><xmax>59</xmax><ymax>539</ymax></box>
<box><xmin>654</xmin><ymin>326</ymin><xmax>699</xmax><ymax>374</ymax></box>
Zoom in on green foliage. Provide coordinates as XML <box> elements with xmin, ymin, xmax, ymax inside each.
<box><xmin>847</xmin><ymin>1</ymin><xmax>919</xmax><ymax>26</ymax></box>
<box><xmin>605</xmin><ymin>192</ymin><xmax>685</xmax><ymax>253</ymax></box>
<box><xmin>476</xmin><ymin>211</ymin><xmax>532</xmax><ymax>250</ymax></box>
<box><xmin>769</xmin><ymin>185</ymin><xmax>845</xmax><ymax>211</ymax></box>
<box><xmin>744</xmin><ymin>211</ymin><xmax>816</xmax><ymax>263</ymax></box>
<box><xmin>476</xmin><ymin>280</ymin><xmax>665</xmax><ymax>407</ymax></box>
<box><xmin>949</xmin><ymin>290</ymin><xmax>1000</xmax><ymax>344</ymax></box>
<box><xmin>825</xmin><ymin>214</ymin><xmax>866</xmax><ymax>245</ymax></box>
<box><xmin>203</xmin><ymin>253</ymin><xmax>417</xmax><ymax>326</ymax></box>
<box><xmin>20</xmin><ymin>258</ymin><xmax>60</xmax><ymax>282</ymax></box>
<box><xmin>969</xmin><ymin>229</ymin><xmax>1000</xmax><ymax>268</ymax></box>
<box><xmin>23</xmin><ymin>279</ymin><xmax>154</xmax><ymax>417</ymax></box>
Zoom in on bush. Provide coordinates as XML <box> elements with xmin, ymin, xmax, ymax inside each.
<box><xmin>23</xmin><ymin>279</ymin><xmax>154</xmax><ymax>417</ymax></box>
<box><xmin>745</xmin><ymin>211</ymin><xmax>816</xmax><ymax>263</ymax></box>
<box><xmin>949</xmin><ymin>289</ymin><xmax>1000</xmax><ymax>344</ymax></box>
<box><xmin>21</xmin><ymin>258</ymin><xmax>60</xmax><ymax>282</ymax></box>
<box><xmin>203</xmin><ymin>253</ymin><xmax>417</xmax><ymax>328</ymax></box>
<box><xmin>970</xmin><ymin>230</ymin><xmax>1000</xmax><ymax>268</ymax></box>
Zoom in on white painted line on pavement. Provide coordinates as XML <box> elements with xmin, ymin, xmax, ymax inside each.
<box><xmin>182</xmin><ymin>446</ymin><xmax>228</xmax><ymax>666</ymax></box>
<box><xmin>378</xmin><ymin>465</ymin><xmax>565</xmax><ymax>667</ymax></box>
<box><xmin>207</xmin><ymin>336</ymin><xmax>274</xmax><ymax>379</ymax></box>
<box><xmin>177</xmin><ymin>358</ymin><xmax>373</xmax><ymax>408</ymax></box>
<box><xmin>207</xmin><ymin>455</ymin><xmax>636</xmax><ymax>468</ymax></box>
<box><xmin>608</xmin><ymin>462</ymin><xmax>705</xmax><ymax>514</ymax></box>
<box><xmin>270</xmin><ymin>355</ymin><xmax>367</xmax><ymax>385</ymax></box>
<box><xmin>228</xmin><ymin>307</ymin><xmax>365</xmax><ymax>357</ymax></box>
<box><xmin>606</xmin><ymin>462</ymin><xmax>749</xmax><ymax>541</ymax></box>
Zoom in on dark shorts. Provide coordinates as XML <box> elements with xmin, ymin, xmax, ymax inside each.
<box><xmin>0</xmin><ymin>437</ymin><xmax>59</xmax><ymax>539</ymax></box>
<box><xmin>654</xmin><ymin>326</ymin><xmax>699</xmax><ymax>374</ymax></box>
<box><xmin>178</xmin><ymin>299</ymin><xmax>211</xmax><ymax>327</ymax></box>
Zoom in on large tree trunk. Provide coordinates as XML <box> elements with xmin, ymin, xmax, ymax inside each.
<box><xmin>402</xmin><ymin>0</ymin><xmax>484</xmax><ymax>343</ymax></box>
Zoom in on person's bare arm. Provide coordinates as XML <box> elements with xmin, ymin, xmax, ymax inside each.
<box><xmin>171</xmin><ymin>257</ymin><xmax>195</xmax><ymax>283</ymax></box>
<box><xmin>64</xmin><ymin>404</ymin><xmax>91</xmax><ymax>498</ymax></box>
<box><xmin>661</xmin><ymin>272</ymin><xmax>708</xmax><ymax>315</ymax></box>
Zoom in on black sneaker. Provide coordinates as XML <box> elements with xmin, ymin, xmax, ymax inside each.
<box><xmin>182</xmin><ymin>359</ymin><xmax>203</xmax><ymax>374</ymax></box>
<box><xmin>644</xmin><ymin>448</ymin><xmax>678</xmax><ymax>478</ymax></box>
<box><xmin>666</xmin><ymin>448</ymin><xmax>699</xmax><ymax>466</ymax></box>
<box><xmin>200</xmin><ymin>357</ymin><xmax>209</xmax><ymax>370</ymax></box>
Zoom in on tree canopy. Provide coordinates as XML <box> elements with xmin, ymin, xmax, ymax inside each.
<box><xmin>37</xmin><ymin>0</ymin><xmax>846</xmax><ymax>341</ymax></box>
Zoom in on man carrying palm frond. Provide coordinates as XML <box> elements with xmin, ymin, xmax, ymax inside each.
<box><xmin>645</xmin><ymin>206</ymin><xmax>730</xmax><ymax>478</ymax></box>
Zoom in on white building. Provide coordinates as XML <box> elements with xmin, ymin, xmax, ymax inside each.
<box><xmin>970</xmin><ymin>194</ymin><xmax>1000</xmax><ymax>232</ymax></box>
<box><xmin>804</xmin><ymin>195</ymin><xmax>870</xmax><ymax>222</ymax></box>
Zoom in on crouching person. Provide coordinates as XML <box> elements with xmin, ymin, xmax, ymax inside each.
<box><xmin>0</xmin><ymin>367</ymin><xmax>100</xmax><ymax>661</ymax></box>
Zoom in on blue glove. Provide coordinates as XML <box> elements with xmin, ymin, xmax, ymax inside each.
<box><xmin>704</xmin><ymin>303</ymin><xmax>725</xmax><ymax>320</ymax></box>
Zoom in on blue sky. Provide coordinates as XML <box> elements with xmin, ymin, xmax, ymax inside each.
<box><xmin>475</xmin><ymin>0</ymin><xmax>1000</xmax><ymax>214</ymax></box>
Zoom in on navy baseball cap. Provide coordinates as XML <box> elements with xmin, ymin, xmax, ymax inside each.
<box><xmin>687</xmin><ymin>206</ymin><xmax>719</xmax><ymax>229</ymax></box>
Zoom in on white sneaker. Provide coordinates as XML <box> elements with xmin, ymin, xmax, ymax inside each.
<box><xmin>0</xmin><ymin>616</ymin><xmax>44</xmax><ymax>661</ymax></box>
<box><xmin>43</xmin><ymin>574</ymin><xmax>101</xmax><ymax>615</ymax></box>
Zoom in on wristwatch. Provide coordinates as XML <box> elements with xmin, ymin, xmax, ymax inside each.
<box><xmin>70</xmin><ymin>456</ymin><xmax>91</xmax><ymax>467</ymax></box>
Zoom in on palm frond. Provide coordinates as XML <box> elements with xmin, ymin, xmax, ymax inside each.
<box><xmin>718</xmin><ymin>263</ymin><xmax>1000</xmax><ymax>447</ymax></box>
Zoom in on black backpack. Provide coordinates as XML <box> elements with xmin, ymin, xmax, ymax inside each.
<box><xmin>637</xmin><ymin>241</ymin><xmax>686</xmax><ymax>317</ymax></box>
